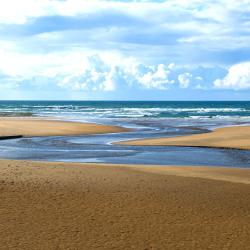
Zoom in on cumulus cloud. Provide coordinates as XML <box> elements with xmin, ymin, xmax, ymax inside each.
<box><xmin>0</xmin><ymin>42</ymin><xmax>180</xmax><ymax>92</ymax></box>
<box><xmin>58</xmin><ymin>55</ymin><xmax>120</xmax><ymax>92</ymax></box>
<box><xmin>214</xmin><ymin>62</ymin><xmax>250</xmax><ymax>90</ymax></box>
<box><xmin>58</xmin><ymin>55</ymin><xmax>176</xmax><ymax>91</ymax></box>
<box><xmin>134</xmin><ymin>64</ymin><xmax>174</xmax><ymax>89</ymax></box>
<box><xmin>178</xmin><ymin>73</ymin><xmax>192</xmax><ymax>88</ymax></box>
<box><xmin>0</xmin><ymin>42</ymin><xmax>227</xmax><ymax>93</ymax></box>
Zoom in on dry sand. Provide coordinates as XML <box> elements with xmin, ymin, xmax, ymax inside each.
<box><xmin>1</xmin><ymin>160</ymin><xmax>250</xmax><ymax>250</ymax></box>
<box><xmin>118</xmin><ymin>125</ymin><xmax>250</xmax><ymax>150</ymax></box>
<box><xmin>0</xmin><ymin>118</ymin><xmax>129</xmax><ymax>137</ymax></box>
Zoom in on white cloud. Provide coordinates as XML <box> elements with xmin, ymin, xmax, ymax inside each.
<box><xmin>0</xmin><ymin>0</ymin><xmax>54</xmax><ymax>24</ymax></box>
<box><xmin>136</xmin><ymin>64</ymin><xmax>174</xmax><ymax>89</ymax></box>
<box><xmin>0</xmin><ymin>41</ymin><xmax>180</xmax><ymax>92</ymax></box>
<box><xmin>168</xmin><ymin>63</ymin><xmax>175</xmax><ymax>70</ymax></box>
<box><xmin>58</xmin><ymin>55</ymin><xmax>176</xmax><ymax>91</ymax></box>
<box><xmin>213</xmin><ymin>62</ymin><xmax>250</xmax><ymax>90</ymax></box>
<box><xmin>195</xmin><ymin>76</ymin><xmax>203</xmax><ymax>81</ymax></box>
<box><xmin>0</xmin><ymin>0</ymin><xmax>165</xmax><ymax>24</ymax></box>
<box><xmin>0</xmin><ymin>46</ymin><xmax>86</xmax><ymax>78</ymax></box>
<box><xmin>0</xmin><ymin>0</ymin><xmax>249</xmax><ymax>68</ymax></box>
<box><xmin>178</xmin><ymin>72</ymin><xmax>192</xmax><ymax>88</ymax></box>
<box><xmin>0</xmin><ymin>0</ymin><xmax>250</xmax><ymax>97</ymax></box>
<box><xmin>58</xmin><ymin>55</ymin><xmax>120</xmax><ymax>92</ymax></box>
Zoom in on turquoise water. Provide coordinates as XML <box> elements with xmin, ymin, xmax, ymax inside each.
<box><xmin>0</xmin><ymin>101</ymin><xmax>249</xmax><ymax>120</ymax></box>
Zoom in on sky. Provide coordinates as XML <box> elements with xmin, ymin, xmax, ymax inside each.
<box><xmin>0</xmin><ymin>0</ymin><xmax>250</xmax><ymax>100</ymax></box>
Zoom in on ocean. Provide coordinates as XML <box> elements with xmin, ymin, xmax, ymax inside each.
<box><xmin>0</xmin><ymin>101</ymin><xmax>250</xmax><ymax>167</ymax></box>
<box><xmin>0</xmin><ymin>101</ymin><xmax>249</xmax><ymax>121</ymax></box>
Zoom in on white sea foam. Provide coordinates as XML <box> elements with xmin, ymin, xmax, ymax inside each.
<box><xmin>0</xmin><ymin>102</ymin><xmax>249</xmax><ymax>120</ymax></box>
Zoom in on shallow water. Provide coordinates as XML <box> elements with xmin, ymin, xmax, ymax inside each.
<box><xmin>0</xmin><ymin>118</ymin><xmax>249</xmax><ymax>168</ymax></box>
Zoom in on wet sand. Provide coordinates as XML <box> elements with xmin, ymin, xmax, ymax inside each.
<box><xmin>0</xmin><ymin>118</ymin><xmax>129</xmax><ymax>137</ymax></box>
<box><xmin>1</xmin><ymin>160</ymin><xmax>250</xmax><ymax>249</ymax></box>
<box><xmin>118</xmin><ymin>125</ymin><xmax>250</xmax><ymax>150</ymax></box>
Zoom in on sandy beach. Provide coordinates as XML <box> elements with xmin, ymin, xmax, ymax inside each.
<box><xmin>0</xmin><ymin>118</ymin><xmax>129</xmax><ymax>137</ymax></box>
<box><xmin>0</xmin><ymin>119</ymin><xmax>250</xmax><ymax>249</ymax></box>
<box><xmin>0</xmin><ymin>0</ymin><xmax>250</xmax><ymax>247</ymax></box>
<box><xmin>0</xmin><ymin>160</ymin><xmax>250</xmax><ymax>249</ymax></box>
<box><xmin>118</xmin><ymin>125</ymin><xmax>250</xmax><ymax>150</ymax></box>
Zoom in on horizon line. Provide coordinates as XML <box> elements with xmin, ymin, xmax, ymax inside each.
<box><xmin>0</xmin><ymin>100</ymin><xmax>249</xmax><ymax>102</ymax></box>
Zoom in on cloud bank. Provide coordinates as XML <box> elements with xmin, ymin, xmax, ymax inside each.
<box><xmin>0</xmin><ymin>0</ymin><xmax>249</xmax><ymax>99</ymax></box>
<box><xmin>214</xmin><ymin>62</ymin><xmax>250</xmax><ymax>90</ymax></box>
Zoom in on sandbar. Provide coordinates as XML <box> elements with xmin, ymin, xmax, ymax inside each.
<box><xmin>118</xmin><ymin>125</ymin><xmax>250</xmax><ymax>150</ymax></box>
<box><xmin>0</xmin><ymin>118</ymin><xmax>129</xmax><ymax>137</ymax></box>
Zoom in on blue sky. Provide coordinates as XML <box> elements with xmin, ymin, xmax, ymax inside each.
<box><xmin>0</xmin><ymin>0</ymin><xmax>250</xmax><ymax>100</ymax></box>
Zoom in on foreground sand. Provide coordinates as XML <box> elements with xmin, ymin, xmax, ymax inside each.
<box><xmin>118</xmin><ymin>125</ymin><xmax>250</xmax><ymax>150</ymax></box>
<box><xmin>0</xmin><ymin>118</ymin><xmax>129</xmax><ymax>137</ymax></box>
<box><xmin>1</xmin><ymin>160</ymin><xmax>250</xmax><ymax>249</ymax></box>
